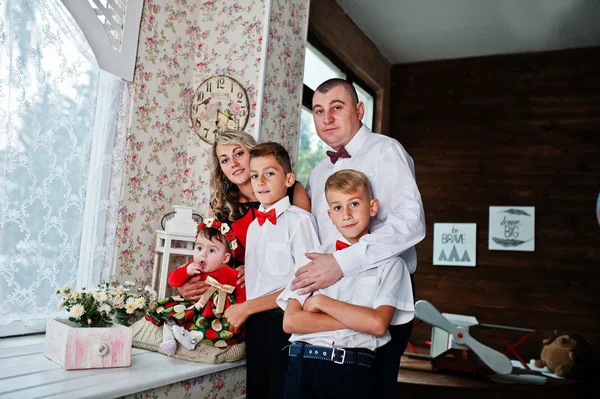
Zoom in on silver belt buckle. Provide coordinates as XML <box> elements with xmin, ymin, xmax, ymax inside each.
<box><xmin>331</xmin><ymin>348</ymin><xmax>346</xmax><ymax>364</ymax></box>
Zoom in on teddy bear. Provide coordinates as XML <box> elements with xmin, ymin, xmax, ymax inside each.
<box><xmin>531</xmin><ymin>334</ymin><xmax>590</xmax><ymax>378</ymax></box>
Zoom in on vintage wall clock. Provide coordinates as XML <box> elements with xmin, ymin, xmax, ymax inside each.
<box><xmin>190</xmin><ymin>75</ymin><xmax>250</xmax><ymax>144</ymax></box>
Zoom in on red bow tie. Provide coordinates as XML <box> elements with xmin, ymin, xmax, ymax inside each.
<box><xmin>326</xmin><ymin>146</ymin><xmax>351</xmax><ymax>164</ymax></box>
<box><xmin>335</xmin><ymin>240</ymin><xmax>350</xmax><ymax>251</ymax></box>
<box><xmin>256</xmin><ymin>209</ymin><xmax>277</xmax><ymax>226</ymax></box>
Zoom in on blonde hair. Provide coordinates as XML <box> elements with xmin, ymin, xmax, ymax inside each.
<box><xmin>210</xmin><ymin>130</ymin><xmax>258</xmax><ymax>221</ymax></box>
<box><xmin>325</xmin><ymin>169</ymin><xmax>373</xmax><ymax>201</ymax></box>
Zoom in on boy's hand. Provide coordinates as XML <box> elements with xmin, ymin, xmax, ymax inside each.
<box><xmin>178</xmin><ymin>275</ymin><xmax>209</xmax><ymax>302</ymax></box>
<box><xmin>303</xmin><ymin>295</ymin><xmax>324</xmax><ymax>313</ymax></box>
<box><xmin>235</xmin><ymin>265</ymin><xmax>245</xmax><ymax>288</ymax></box>
<box><xmin>223</xmin><ymin>303</ymin><xmax>248</xmax><ymax>331</ymax></box>
<box><xmin>186</xmin><ymin>262</ymin><xmax>202</xmax><ymax>276</ymax></box>
<box><xmin>291</xmin><ymin>253</ymin><xmax>343</xmax><ymax>295</ymax></box>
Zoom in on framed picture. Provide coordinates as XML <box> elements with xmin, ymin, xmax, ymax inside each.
<box><xmin>433</xmin><ymin>223</ymin><xmax>477</xmax><ymax>267</ymax></box>
<box><xmin>488</xmin><ymin>206</ymin><xmax>535</xmax><ymax>251</ymax></box>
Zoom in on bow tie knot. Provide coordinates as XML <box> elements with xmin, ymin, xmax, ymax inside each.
<box><xmin>335</xmin><ymin>240</ymin><xmax>350</xmax><ymax>251</ymax></box>
<box><xmin>326</xmin><ymin>146</ymin><xmax>351</xmax><ymax>164</ymax></box>
<box><xmin>256</xmin><ymin>208</ymin><xmax>277</xmax><ymax>226</ymax></box>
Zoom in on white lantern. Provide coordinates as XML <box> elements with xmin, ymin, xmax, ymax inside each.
<box><xmin>152</xmin><ymin>206</ymin><xmax>200</xmax><ymax>298</ymax></box>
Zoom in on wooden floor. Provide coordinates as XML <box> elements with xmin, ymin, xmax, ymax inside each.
<box><xmin>397</xmin><ymin>356</ymin><xmax>599</xmax><ymax>399</ymax></box>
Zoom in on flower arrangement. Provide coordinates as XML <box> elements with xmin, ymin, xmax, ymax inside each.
<box><xmin>197</xmin><ymin>218</ymin><xmax>238</xmax><ymax>250</ymax></box>
<box><xmin>56</xmin><ymin>281</ymin><xmax>158</xmax><ymax>328</ymax></box>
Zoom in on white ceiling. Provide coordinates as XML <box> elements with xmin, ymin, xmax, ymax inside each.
<box><xmin>335</xmin><ymin>0</ymin><xmax>600</xmax><ymax>64</ymax></box>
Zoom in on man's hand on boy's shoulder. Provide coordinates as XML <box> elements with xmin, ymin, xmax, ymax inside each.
<box><xmin>178</xmin><ymin>274</ymin><xmax>209</xmax><ymax>302</ymax></box>
<box><xmin>291</xmin><ymin>253</ymin><xmax>343</xmax><ymax>295</ymax></box>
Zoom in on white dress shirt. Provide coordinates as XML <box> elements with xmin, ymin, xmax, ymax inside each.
<box><xmin>306</xmin><ymin>125</ymin><xmax>426</xmax><ymax>276</ymax></box>
<box><xmin>245</xmin><ymin>196</ymin><xmax>321</xmax><ymax>300</ymax></box>
<box><xmin>277</xmin><ymin>240</ymin><xmax>414</xmax><ymax>351</ymax></box>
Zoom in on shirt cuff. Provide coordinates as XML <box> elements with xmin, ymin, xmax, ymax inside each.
<box><xmin>333</xmin><ymin>246</ymin><xmax>363</xmax><ymax>277</ymax></box>
<box><xmin>276</xmin><ymin>285</ymin><xmax>310</xmax><ymax>310</ymax></box>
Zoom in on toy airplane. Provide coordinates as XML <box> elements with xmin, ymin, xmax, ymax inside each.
<box><xmin>414</xmin><ymin>300</ymin><xmax>513</xmax><ymax>375</ymax></box>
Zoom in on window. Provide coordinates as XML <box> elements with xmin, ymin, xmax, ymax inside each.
<box><xmin>0</xmin><ymin>0</ymin><xmax>126</xmax><ymax>337</ymax></box>
<box><xmin>296</xmin><ymin>39</ymin><xmax>375</xmax><ymax>185</ymax></box>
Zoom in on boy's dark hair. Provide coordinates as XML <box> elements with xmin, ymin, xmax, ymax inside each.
<box><xmin>249</xmin><ymin>142</ymin><xmax>292</xmax><ymax>174</ymax></box>
<box><xmin>315</xmin><ymin>78</ymin><xmax>359</xmax><ymax>105</ymax></box>
<box><xmin>325</xmin><ymin>169</ymin><xmax>373</xmax><ymax>200</ymax></box>
<box><xmin>197</xmin><ymin>227</ymin><xmax>228</xmax><ymax>248</ymax></box>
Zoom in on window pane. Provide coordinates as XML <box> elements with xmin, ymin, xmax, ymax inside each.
<box><xmin>296</xmin><ymin>107</ymin><xmax>329</xmax><ymax>186</ymax></box>
<box><xmin>353</xmin><ymin>83</ymin><xmax>374</xmax><ymax>130</ymax></box>
<box><xmin>303</xmin><ymin>43</ymin><xmax>346</xmax><ymax>91</ymax></box>
<box><xmin>0</xmin><ymin>0</ymin><xmax>123</xmax><ymax>336</ymax></box>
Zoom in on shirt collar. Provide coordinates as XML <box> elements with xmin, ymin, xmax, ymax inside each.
<box><xmin>259</xmin><ymin>195</ymin><xmax>291</xmax><ymax>218</ymax></box>
<box><xmin>344</xmin><ymin>124</ymin><xmax>371</xmax><ymax>156</ymax></box>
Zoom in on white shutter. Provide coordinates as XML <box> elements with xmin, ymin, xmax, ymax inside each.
<box><xmin>61</xmin><ymin>0</ymin><xmax>143</xmax><ymax>81</ymax></box>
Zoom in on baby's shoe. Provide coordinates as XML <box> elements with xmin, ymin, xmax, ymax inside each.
<box><xmin>159</xmin><ymin>338</ymin><xmax>177</xmax><ymax>356</ymax></box>
<box><xmin>173</xmin><ymin>325</ymin><xmax>198</xmax><ymax>350</ymax></box>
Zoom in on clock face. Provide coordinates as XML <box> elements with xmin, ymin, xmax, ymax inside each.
<box><xmin>190</xmin><ymin>75</ymin><xmax>250</xmax><ymax>144</ymax></box>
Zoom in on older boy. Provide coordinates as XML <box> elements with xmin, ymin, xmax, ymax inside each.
<box><xmin>277</xmin><ymin>170</ymin><xmax>414</xmax><ymax>399</ymax></box>
<box><xmin>223</xmin><ymin>142</ymin><xmax>320</xmax><ymax>399</ymax></box>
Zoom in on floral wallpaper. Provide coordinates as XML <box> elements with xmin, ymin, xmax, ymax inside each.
<box><xmin>115</xmin><ymin>0</ymin><xmax>266</xmax><ymax>283</ymax></box>
<box><xmin>260</xmin><ymin>0</ymin><xmax>309</xmax><ymax>169</ymax></box>
<box><xmin>120</xmin><ymin>365</ymin><xmax>246</xmax><ymax>399</ymax></box>
<box><xmin>114</xmin><ymin>0</ymin><xmax>309</xmax><ymax>299</ymax></box>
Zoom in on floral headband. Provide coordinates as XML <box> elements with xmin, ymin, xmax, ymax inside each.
<box><xmin>196</xmin><ymin>218</ymin><xmax>238</xmax><ymax>250</ymax></box>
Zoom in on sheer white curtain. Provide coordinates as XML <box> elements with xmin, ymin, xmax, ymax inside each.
<box><xmin>0</xmin><ymin>0</ymin><xmax>128</xmax><ymax>336</ymax></box>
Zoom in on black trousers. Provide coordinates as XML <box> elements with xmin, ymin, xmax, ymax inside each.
<box><xmin>245</xmin><ymin>309</ymin><xmax>290</xmax><ymax>399</ymax></box>
<box><xmin>283</xmin><ymin>355</ymin><xmax>375</xmax><ymax>399</ymax></box>
<box><xmin>373</xmin><ymin>274</ymin><xmax>416</xmax><ymax>398</ymax></box>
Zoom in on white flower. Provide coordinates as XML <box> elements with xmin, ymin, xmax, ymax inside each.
<box><xmin>125</xmin><ymin>302</ymin><xmax>136</xmax><ymax>314</ymax></box>
<box><xmin>204</xmin><ymin>217</ymin><xmax>215</xmax><ymax>227</ymax></box>
<box><xmin>230</xmin><ymin>240</ymin><xmax>238</xmax><ymax>250</ymax></box>
<box><xmin>134</xmin><ymin>297</ymin><xmax>146</xmax><ymax>309</ymax></box>
<box><xmin>59</xmin><ymin>283</ymin><xmax>71</xmax><ymax>295</ymax></box>
<box><xmin>125</xmin><ymin>281</ymin><xmax>136</xmax><ymax>286</ymax></box>
<box><xmin>87</xmin><ymin>318</ymin><xmax>92</xmax><ymax>325</ymax></box>
<box><xmin>116</xmin><ymin>286</ymin><xmax>124</xmax><ymax>294</ymax></box>
<box><xmin>94</xmin><ymin>291</ymin><xmax>108</xmax><ymax>302</ymax></box>
<box><xmin>71</xmin><ymin>291</ymin><xmax>80</xmax><ymax>299</ymax></box>
<box><xmin>99</xmin><ymin>304</ymin><xmax>112</xmax><ymax>314</ymax></box>
<box><xmin>112</xmin><ymin>295</ymin><xmax>124</xmax><ymax>308</ymax></box>
<box><xmin>70</xmin><ymin>304</ymin><xmax>85</xmax><ymax>319</ymax></box>
<box><xmin>219</xmin><ymin>223</ymin><xmax>230</xmax><ymax>234</ymax></box>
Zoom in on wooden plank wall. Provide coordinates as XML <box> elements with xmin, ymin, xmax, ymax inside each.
<box><xmin>391</xmin><ymin>47</ymin><xmax>600</xmax><ymax>358</ymax></box>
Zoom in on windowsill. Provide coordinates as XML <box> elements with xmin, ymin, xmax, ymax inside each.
<box><xmin>0</xmin><ymin>333</ymin><xmax>46</xmax><ymax>349</ymax></box>
<box><xmin>0</xmin><ymin>338</ymin><xmax>246</xmax><ymax>399</ymax></box>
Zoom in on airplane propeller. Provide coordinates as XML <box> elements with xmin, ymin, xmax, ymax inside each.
<box><xmin>415</xmin><ymin>300</ymin><xmax>513</xmax><ymax>375</ymax></box>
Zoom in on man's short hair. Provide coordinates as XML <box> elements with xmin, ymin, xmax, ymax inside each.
<box><xmin>315</xmin><ymin>78</ymin><xmax>359</xmax><ymax>105</ymax></box>
<box><xmin>325</xmin><ymin>169</ymin><xmax>373</xmax><ymax>200</ymax></box>
<box><xmin>249</xmin><ymin>142</ymin><xmax>292</xmax><ymax>174</ymax></box>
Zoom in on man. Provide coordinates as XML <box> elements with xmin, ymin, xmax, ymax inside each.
<box><xmin>292</xmin><ymin>78</ymin><xmax>426</xmax><ymax>398</ymax></box>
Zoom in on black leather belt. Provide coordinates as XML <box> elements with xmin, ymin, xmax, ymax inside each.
<box><xmin>288</xmin><ymin>342</ymin><xmax>375</xmax><ymax>368</ymax></box>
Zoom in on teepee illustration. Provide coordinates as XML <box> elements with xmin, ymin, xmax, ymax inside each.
<box><xmin>438</xmin><ymin>249</ymin><xmax>448</xmax><ymax>261</ymax></box>
<box><xmin>448</xmin><ymin>246</ymin><xmax>460</xmax><ymax>262</ymax></box>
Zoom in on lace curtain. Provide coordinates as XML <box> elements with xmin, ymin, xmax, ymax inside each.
<box><xmin>0</xmin><ymin>0</ymin><xmax>128</xmax><ymax>336</ymax></box>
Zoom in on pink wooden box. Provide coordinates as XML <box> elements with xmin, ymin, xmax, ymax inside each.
<box><xmin>44</xmin><ymin>319</ymin><xmax>132</xmax><ymax>370</ymax></box>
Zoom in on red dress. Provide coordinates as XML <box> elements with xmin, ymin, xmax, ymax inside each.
<box><xmin>145</xmin><ymin>263</ymin><xmax>246</xmax><ymax>346</ymax></box>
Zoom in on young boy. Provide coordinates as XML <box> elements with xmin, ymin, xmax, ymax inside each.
<box><xmin>277</xmin><ymin>169</ymin><xmax>414</xmax><ymax>399</ymax></box>
<box><xmin>222</xmin><ymin>142</ymin><xmax>320</xmax><ymax>399</ymax></box>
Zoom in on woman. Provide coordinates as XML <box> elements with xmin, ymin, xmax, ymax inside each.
<box><xmin>178</xmin><ymin>130</ymin><xmax>311</xmax><ymax>301</ymax></box>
